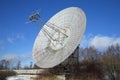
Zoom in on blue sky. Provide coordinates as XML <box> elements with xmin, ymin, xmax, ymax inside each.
<box><xmin>0</xmin><ymin>0</ymin><xmax>120</xmax><ymax>67</ymax></box>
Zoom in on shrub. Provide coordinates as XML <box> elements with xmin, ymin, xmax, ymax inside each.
<box><xmin>0</xmin><ymin>70</ymin><xmax>16</xmax><ymax>80</ymax></box>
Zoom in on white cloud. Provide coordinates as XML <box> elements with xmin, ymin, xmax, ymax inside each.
<box><xmin>80</xmin><ymin>33</ymin><xmax>93</xmax><ymax>48</ymax></box>
<box><xmin>1</xmin><ymin>53</ymin><xmax>32</xmax><ymax>61</ymax></box>
<box><xmin>89</xmin><ymin>36</ymin><xmax>113</xmax><ymax>49</ymax></box>
<box><xmin>0</xmin><ymin>46</ymin><xmax>4</xmax><ymax>50</ymax></box>
<box><xmin>7</xmin><ymin>33</ymin><xmax>25</xmax><ymax>43</ymax></box>
<box><xmin>89</xmin><ymin>35</ymin><xmax>120</xmax><ymax>50</ymax></box>
<box><xmin>1</xmin><ymin>53</ymin><xmax>18</xmax><ymax>61</ymax></box>
<box><xmin>20</xmin><ymin>52</ymin><xmax>32</xmax><ymax>61</ymax></box>
<box><xmin>7</xmin><ymin>37</ymin><xmax>14</xmax><ymax>43</ymax></box>
<box><xmin>80</xmin><ymin>34</ymin><xmax>120</xmax><ymax>50</ymax></box>
<box><xmin>16</xmin><ymin>33</ymin><xmax>25</xmax><ymax>40</ymax></box>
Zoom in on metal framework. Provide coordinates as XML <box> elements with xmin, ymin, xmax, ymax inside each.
<box><xmin>28</xmin><ymin>11</ymin><xmax>80</xmax><ymax>80</ymax></box>
<box><xmin>28</xmin><ymin>11</ymin><xmax>69</xmax><ymax>50</ymax></box>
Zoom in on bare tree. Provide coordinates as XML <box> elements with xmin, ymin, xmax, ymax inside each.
<box><xmin>33</xmin><ymin>64</ymin><xmax>39</xmax><ymax>69</ymax></box>
<box><xmin>16</xmin><ymin>60</ymin><xmax>21</xmax><ymax>69</ymax></box>
<box><xmin>0</xmin><ymin>59</ymin><xmax>10</xmax><ymax>69</ymax></box>
<box><xmin>102</xmin><ymin>44</ymin><xmax>120</xmax><ymax>80</ymax></box>
<box><xmin>30</xmin><ymin>62</ymin><xmax>33</xmax><ymax>69</ymax></box>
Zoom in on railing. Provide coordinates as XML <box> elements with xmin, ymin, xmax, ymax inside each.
<box><xmin>13</xmin><ymin>69</ymin><xmax>44</xmax><ymax>75</ymax></box>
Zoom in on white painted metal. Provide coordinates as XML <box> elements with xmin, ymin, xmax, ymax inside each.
<box><xmin>6</xmin><ymin>76</ymin><xmax>31</xmax><ymax>80</ymax></box>
<box><xmin>13</xmin><ymin>69</ymin><xmax>44</xmax><ymax>74</ymax></box>
<box><xmin>33</xmin><ymin>7</ymin><xmax>86</xmax><ymax>68</ymax></box>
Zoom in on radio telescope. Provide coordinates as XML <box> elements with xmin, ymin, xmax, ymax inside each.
<box><xmin>32</xmin><ymin>7</ymin><xmax>86</xmax><ymax>68</ymax></box>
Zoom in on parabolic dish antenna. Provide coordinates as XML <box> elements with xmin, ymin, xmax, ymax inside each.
<box><xmin>32</xmin><ymin>7</ymin><xmax>86</xmax><ymax>68</ymax></box>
